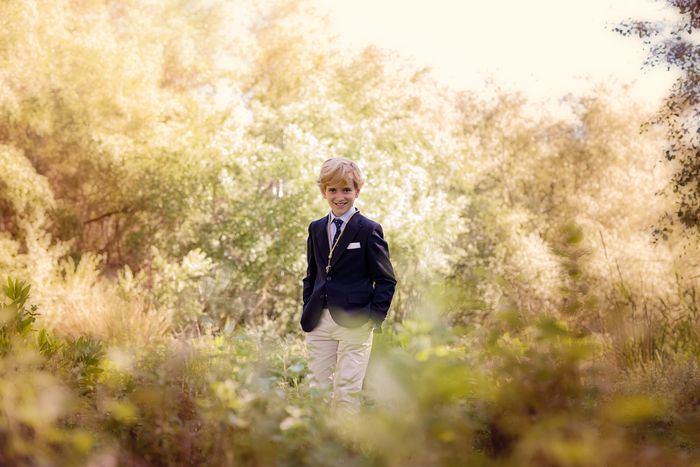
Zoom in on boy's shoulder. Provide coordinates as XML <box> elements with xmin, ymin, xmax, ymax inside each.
<box><xmin>308</xmin><ymin>215</ymin><xmax>326</xmax><ymax>229</ymax></box>
<box><xmin>356</xmin><ymin>212</ymin><xmax>382</xmax><ymax>230</ymax></box>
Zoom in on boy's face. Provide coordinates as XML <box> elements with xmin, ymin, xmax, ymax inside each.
<box><xmin>321</xmin><ymin>182</ymin><xmax>359</xmax><ymax>217</ymax></box>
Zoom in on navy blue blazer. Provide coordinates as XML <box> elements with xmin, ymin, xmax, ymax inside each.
<box><xmin>301</xmin><ymin>211</ymin><xmax>397</xmax><ymax>332</ymax></box>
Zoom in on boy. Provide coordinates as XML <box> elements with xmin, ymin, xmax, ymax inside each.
<box><xmin>301</xmin><ymin>157</ymin><xmax>396</xmax><ymax>411</ymax></box>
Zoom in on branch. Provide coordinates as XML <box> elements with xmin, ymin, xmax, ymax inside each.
<box><xmin>83</xmin><ymin>206</ymin><xmax>133</xmax><ymax>225</ymax></box>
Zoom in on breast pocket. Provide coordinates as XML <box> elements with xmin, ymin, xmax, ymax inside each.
<box><xmin>343</xmin><ymin>247</ymin><xmax>364</xmax><ymax>268</ymax></box>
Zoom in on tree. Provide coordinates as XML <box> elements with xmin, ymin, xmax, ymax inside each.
<box><xmin>448</xmin><ymin>86</ymin><xmax>670</xmax><ymax>325</ymax></box>
<box><xmin>0</xmin><ymin>0</ymin><xmax>467</xmax><ymax>329</ymax></box>
<box><xmin>616</xmin><ymin>0</ymin><xmax>700</xmax><ymax>237</ymax></box>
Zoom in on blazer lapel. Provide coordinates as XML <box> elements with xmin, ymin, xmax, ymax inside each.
<box><xmin>330</xmin><ymin>213</ymin><xmax>362</xmax><ymax>270</ymax></box>
<box><xmin>315</xmin><ymin>216</ymin><xmax>330</xmax><ymax>266</ymax></box>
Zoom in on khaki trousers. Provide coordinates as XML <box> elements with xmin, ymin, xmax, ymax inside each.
<box><xmin>305</xmin><ymin>308</ymin><xmax>374</xmax><ymax>412</ymax></box>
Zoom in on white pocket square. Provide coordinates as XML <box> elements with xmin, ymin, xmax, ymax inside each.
<box><xmin>347</xmin><ymin>242</ymin><xmax>361</xmax><ymax>250</ymax></box>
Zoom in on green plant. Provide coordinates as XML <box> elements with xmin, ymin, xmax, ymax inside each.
<box><xmin>0</xmin><ymin>277</ymin><xmax>37</xmax><ymax>354</ymax></box>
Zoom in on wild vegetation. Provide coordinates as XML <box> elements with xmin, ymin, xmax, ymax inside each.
<box><xmin>1</xmin><ymin>0</ymin><xmax>700</xmax><ymax>465</ymax></box>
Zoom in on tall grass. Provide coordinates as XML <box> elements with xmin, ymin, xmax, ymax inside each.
<box><xmin>4</xmin><ymin>273</ymin><xmax>700</xmax><ymax>465</ymax></box>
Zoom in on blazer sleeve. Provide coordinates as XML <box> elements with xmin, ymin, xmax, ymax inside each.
<box><xmin>367</xmin><ymin>224</ymin><xmax>397</xmax><ymax>325</ymax></box>
<box><xmin>302</xmin><ymin>223</ymin><xmax>316</xmax><ymax>306</ymax></box>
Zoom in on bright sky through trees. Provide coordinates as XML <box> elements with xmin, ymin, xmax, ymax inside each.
<box><xmin>315</xmin><ymin>0</ymin><xmax>679</xmax><ymax>107</ymax></box>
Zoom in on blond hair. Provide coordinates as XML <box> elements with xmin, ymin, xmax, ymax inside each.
<box><xmin>317</xmin><ymin>158</ymin><xmax>365</xmax><ymax>192</ymax></box>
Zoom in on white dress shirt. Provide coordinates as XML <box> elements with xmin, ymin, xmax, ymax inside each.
<box><xmin>329</xmin><ymin>206</ymin><xmax>358</xmax><ymax>246</ymax></box>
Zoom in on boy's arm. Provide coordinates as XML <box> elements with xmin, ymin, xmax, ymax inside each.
<box><xmin>302</xmin><ymin>223</ymin><xmax>316</xmax><ymax>306</ymax></box>
<box><xmin>367</xmin><ymin>224</ymin><xmax>397</xmax><ymax>327</ymax></box>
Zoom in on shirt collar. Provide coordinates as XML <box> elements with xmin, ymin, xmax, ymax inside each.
<box><xmin>330</xmin><ymin>206</ymin><xmax>358</xmax><ymax>225</ymax></box>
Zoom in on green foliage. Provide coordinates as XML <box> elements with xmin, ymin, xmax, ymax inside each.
<box><xmin>1</xmin><ymin>0</ymin><xmax>700</xmax><ymax>464</ymax></box>
<box><xmin>0</xmin><ymin>277</ymin><xmax>37</xmax><ymax>354</ymax></box>
<box><xmin>2</xmin><ymin>277</ymin><xmax>700</xmax><ymax>464</ymax></box>
<box><xmin>0</xmin><ymin>145</ymin><xmax>55</xmax><ymax>239</ymax></box>
<box><xmin>0</xmin><ymin>0</ymin><xmax>466</xmax><ymax>329</ymax></box>
<box><xmin>0</xmin><ymin>279</ymin><xmax>92</xmax><ymax>464</ymax></box>
<box><xmin>617</xmin><ymin>3</ymin><xmax>700</xmax><ymax>235</ymax></box>
<box><xmin>37</xmin><ymin>327</ymin><xmax>61</xmax><ymax>357</ymax></box>
<box><xmin>63</xmin><ymin>336</ymin><xmax>105</xmax><ymax>393</ymax></box>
